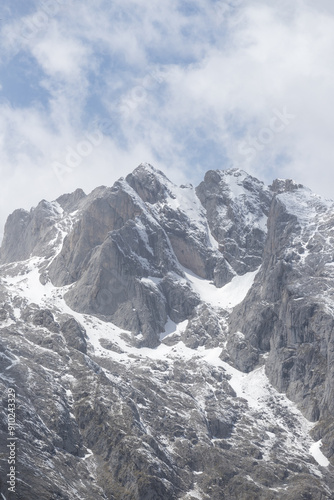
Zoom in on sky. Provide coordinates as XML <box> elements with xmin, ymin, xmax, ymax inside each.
<box><xmin>0</xmin><ymin>0</ymin><xmax>334</xmax><ymax>239</ymax></box>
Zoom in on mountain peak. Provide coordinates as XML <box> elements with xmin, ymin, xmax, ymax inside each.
<box><xmin>125</xmin><ymin>163</ymin><xmax>173</xmax><ymax>204</ymax></box>
<box><xmin>56</xmin><ymin>187</ymin><xmax>86</xmax><ymax>212</ymax></box>
<box><xmin>132</xmin><ymin>162</ymin><xmax>171</xmax><ymax>180</ymax></box>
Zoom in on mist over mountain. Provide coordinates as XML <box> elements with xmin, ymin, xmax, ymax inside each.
<box><xmin>0</xmin><ymin>164</ymin><xmax>334</xmax><ymax>499</ymax></box>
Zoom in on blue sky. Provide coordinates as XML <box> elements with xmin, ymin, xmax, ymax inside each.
<box><xmin>1</xmin><ymin>0</ymin><xmax>334</xmax><ymax>237</ymax></box>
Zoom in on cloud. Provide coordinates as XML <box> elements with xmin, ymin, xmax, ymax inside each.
<box><xmin>30</xmin><ymin>28</ymin><xmax>90</xmax><ymax>80</ymax></box>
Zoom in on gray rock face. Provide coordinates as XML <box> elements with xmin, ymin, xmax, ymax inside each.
<box><xmin>125</xmin><ymin>164</ymin><xmax>171</xmax><ymax>204</ymax></box>
<box><xmin>179</xmin><ymin>303</ymin><xmax>227</xmax><ymax>349</ymax></box>
<box><xmin>56</xmin><ymin>187</ymin><xmax>87</xmax><ymax>212</ymax></box>
<box><xmin>0</xmin><ymin>200</ymin><xmax>62</xmax><ymax>263</ymax></box>
<box><xmin>1</xmin><ymin>165</ymin><xmax>334</xmax><ymax>499</ymax></box>
<box><xmin>61</xmin><ymin>317</ymin><xmax>87</xmax><ymax>354</ymax></box>
<box><xmin>159</xmin><ymin>273</ymin><xmax>200</xmax><ymax>324</ymax></box>
<box><xmin>48</xmin><ymin>182</ymin><xmax>145</xmax><ymax>286</ymax></box>
<box><xmin>59</xmin><ymin>198</ymin><xmax>183</xmax><ymax>346</ymax></box>
<box><xmin>196</xmin><ymin>168</ymin><xmax>272</xmax><ymax>275</ymax></box>
<box><xmin>32</xmin><ymin>309</ymin><xmax>60</xmax><ymax>333</ymax></box>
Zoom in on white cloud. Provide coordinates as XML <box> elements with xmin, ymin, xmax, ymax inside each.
<box><xmin>30</xmin><ymin>27</ymin><xmax>90</xmax><ymax>80</ymax></box>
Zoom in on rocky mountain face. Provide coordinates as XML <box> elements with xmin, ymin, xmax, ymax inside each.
<box><xmin>0</xmin><ymin>164</ymin><xmax>334</xmax><ymax>499</ymax></box>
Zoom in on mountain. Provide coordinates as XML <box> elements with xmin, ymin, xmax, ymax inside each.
<box><xmin>0</xmin><ymin>163</ymin><xmax>333</xmax><ymax>499</ymax></box>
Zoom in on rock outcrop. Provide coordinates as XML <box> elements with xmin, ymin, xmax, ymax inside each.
<box><xmin>196</xmin><ymin>168</ymin><xmax>272</xmax><ymax>275</ymax></box>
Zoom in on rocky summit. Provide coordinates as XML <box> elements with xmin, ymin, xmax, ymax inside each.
<box><xmin>0</xmin><ymin>163</ymin><xmax>334</xmax><ymax>499</ymax></box>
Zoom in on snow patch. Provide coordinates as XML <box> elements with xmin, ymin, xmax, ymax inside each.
<box><xmin>83</xmin><ymin>448</ymin><xmax>94</xmax><ymax>460</ymax></box>
<box><xmin>309</xmin><ymin>440</ymin><xmax>330</xmax><ymax>467</ymax></box>
<box><xmin>182</xmin><ymin>484</ymin><xmax>204</xmax><ymax>500</ymax></box>
<box><xmin>222</xmin><ymin>169</ymin><xmax>248</xmax><ymax>199</ymax></box>
<box><xmin>140</xmin><ymin>277</ymin><xmax>160</xmax><ymax>290</ymax></box>
<box><xmin>160</xmin><ymin>318</ymin><xmax>188</xmax><ymax>340</ymax></box>
<box><xmin>182</xmin><ymin>265</ymin><xmax>258</xmax><ymax>310</ymax></box>
<box><xmin>3</xmin><ymin>257</ymin><xmax>54</xmax><ymax>305</ymax></box>
<box><xmin>278</xmin><ymin>188</ymin><xmax>333</xmax><ymax>225</ymax></box>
